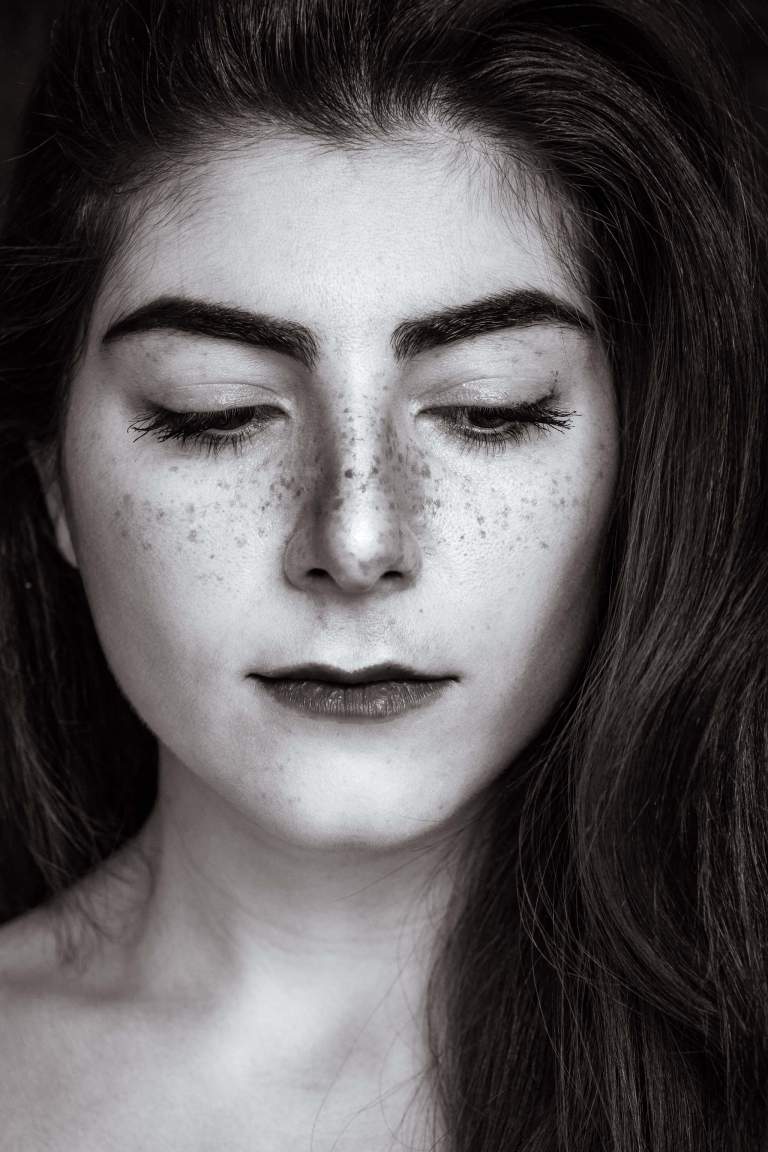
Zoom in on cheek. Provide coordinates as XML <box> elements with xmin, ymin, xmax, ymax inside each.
<box><xmin>435</xmin><ymin>451</ymin><xmax>612</xmax><ymax>575</ymax></box>
<box><xmin>435</xmin><ymin>433</ymin><xmax>616</xmax><ymax>673</ymax></box>
<box><xmin>62</xmin><ymin>427</ymin><xmax>305</xmax><ymax>680</ymax></box>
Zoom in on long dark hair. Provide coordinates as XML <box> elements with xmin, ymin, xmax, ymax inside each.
<box><xmin>1</xmin><ymin>0</ymin><xmax>767</xmax><ymax>1147</ymax></box>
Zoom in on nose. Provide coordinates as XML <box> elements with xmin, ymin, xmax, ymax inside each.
<box><xmin>283</xmin><ymin>414</ymin><xmax>423</xmax><ymax>596</ymax></box>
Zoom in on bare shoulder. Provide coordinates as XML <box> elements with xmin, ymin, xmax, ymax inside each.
<box><xmin>0</xmin><ymin>907</ymin><xmax>83</xmax><ymax>1150</ymax></box>
<box><xmin>0</xmin><ymin>902</ymin><xmax>62</xmax><ymax>992</ymax></box>
<box><xmin>0</xmin><ymin>862</ymin><xmax>135</xmax><ymax>1000</ymax></box>
<box><xmin>0</xmin><ymin>865</ymin><xmax>157</xmax><ymax>1151</ymax></box>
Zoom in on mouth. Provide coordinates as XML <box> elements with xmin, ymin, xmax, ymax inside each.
<box><xmin>250</xmin><ymin>662</ymin><xmax>457</xmax><ymax>721</ymax></box>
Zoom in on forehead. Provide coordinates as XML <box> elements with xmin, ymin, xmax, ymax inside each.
<box><xmin>94</xmin><ymin>129</ymin><xmax>586</xmax><ymax>341</ymax></box>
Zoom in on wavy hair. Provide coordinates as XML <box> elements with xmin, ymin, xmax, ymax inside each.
<box><xmin>1</xmin><ymin>1</ymin><xmax>767</xmax><ymax>1147</ymax></box>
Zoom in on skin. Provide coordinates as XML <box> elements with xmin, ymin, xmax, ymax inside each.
<box><xmin>0</xmin><ymin>128</ymin><xmax>617</xmax><ymax>1151</ymax></box>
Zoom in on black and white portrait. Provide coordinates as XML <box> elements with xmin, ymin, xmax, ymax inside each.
<box><xmin>0</xmin><ymin>2</ymin><xmax>767</xmax><ymax>1149</ymax></box>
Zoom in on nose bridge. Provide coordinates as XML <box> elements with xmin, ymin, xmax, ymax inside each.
<box><xmin>283</xmin><ymin>392</ymin><xmax>423</xmax><ymax>595</ymax></box>
<box><xmin>325</xmin><ymin>397</ymin><xmax>403</xmax><ymax>500</ymax></box>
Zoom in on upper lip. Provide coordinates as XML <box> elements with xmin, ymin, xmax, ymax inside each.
<box><xmin>253</xmin><ymin>662</ymin><xmax>453</xmax><ymax>685</ymax></box>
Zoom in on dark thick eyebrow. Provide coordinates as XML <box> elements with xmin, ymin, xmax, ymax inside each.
<box><xmin>391</xmin><ymin>288</ymin><xmax>593</xmax><ymax>360</ymax></box>
<box><xmin>102</xmin><ymin>288</ymin><xmax>592</xmax><ymax>369</ymax></box>
<box><xmin>102</xmin><ymin>296</ymin><xmax>319</xmax><ymax>369</ymax></box>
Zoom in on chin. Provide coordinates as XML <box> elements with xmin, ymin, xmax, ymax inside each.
<box><xmin>190</xmin><ymin>753</ymin><xmax>472</xmax><ymax>855</ymax></box>
<box><xmin>258</xmin><ymin>787</ymin><xmax>469</xmax><ymax>854</ymax></box>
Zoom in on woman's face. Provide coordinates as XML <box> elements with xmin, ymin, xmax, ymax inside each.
<box><xmin>53</xmin><ymin>131</ymin><xmax>617</xmax><ymax>850</ymax></box>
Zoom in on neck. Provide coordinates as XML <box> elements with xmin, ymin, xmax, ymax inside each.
<box><xmin>112</xmin><ymin>752</ymin><xmax>471</xmax><ymax>1067</ymax></box>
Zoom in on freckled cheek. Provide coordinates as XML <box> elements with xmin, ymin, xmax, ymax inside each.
<box><xmin>68</xmin><ymin>452</ymin><xmax>303</xmax><ymax>598</ymax></box>
<box><xmin>419</xmin><ymin>460</ymin><xmax>581</xmax><ymax>553</ymax></box>
<box><xmin>441</xmin><ymin>480</ymin><xmax>609</xmax><ymax>702</ymax></box>
<box><xmin>428</xmin><ymin>454</ymin><xmax>612</xmax><ymax>637</ymax></box>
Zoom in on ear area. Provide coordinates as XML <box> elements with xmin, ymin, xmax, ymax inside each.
<box><xmin>28</xmin><ymin>442</ymin><xmax>79</xmax><ymax>570</ymax></box>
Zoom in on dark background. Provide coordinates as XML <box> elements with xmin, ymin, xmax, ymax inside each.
<box><xmin>1</xmin><ymin>0</ymin><xmax>767</xmax><ymax>193</ymax></box>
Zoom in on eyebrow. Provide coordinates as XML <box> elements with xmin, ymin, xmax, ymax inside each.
<box><xmin>391</xmin><ymin>289</ymin><xmax>593</xmax><ymax>359</ymax></box>
<box><xmin>102</xmin><ymin>288</ymin><xmax>593</xmax><ymax>368</ymax></box>
<box><xmin>103</xmin><ymin>297</ymin><xmax>319</xmax><ymax>368</ymax></box>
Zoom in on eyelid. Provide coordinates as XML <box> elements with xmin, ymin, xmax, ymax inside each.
<box><xmin>418</xmin><ymin>384</ymin><xmax>560</xmax><ymax>410</ymax></box>
<box><xmin>141</xmin><ymin>384</ymin><xmax>291</xmax><ymax>408</ymax></box>
<box><xmin>414</xmin><ymin>377</ymin><xmax>561</xmax><ymax>406</ymax></box>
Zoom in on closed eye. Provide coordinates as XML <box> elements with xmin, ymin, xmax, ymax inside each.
<box><xmin>428</xmin><ymin>400</ymin><xmax>574</xmax><ymax>455</ymax></box>
<box><xmin>128</xmin><ymin>403</ymin><xmax>284</xmax><ymax>457</ymax></box>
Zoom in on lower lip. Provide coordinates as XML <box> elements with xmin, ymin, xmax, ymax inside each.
<box><xmin>252</xmin><ymin>676</ymin><xmax>453</xmax><ymax>720</ymax></box>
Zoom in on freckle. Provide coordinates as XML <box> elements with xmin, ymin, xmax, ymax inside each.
<box><xmin>235</xmin><ymin>536</ymin><xmax>246</xmax><ymax>548</ymax></box>
<box><xmin>209</xmin><ymin>553</ymin><xmax>215</xmax><ymax>560</ymax></box>
<box><xmin>344</xmin><ymin>468</ymin><xmax>354</xmax><ymax>479</ymax></box>
<box><xmin>459</xmin><ymin>534</ymin><xmax>465</xmax><ymax>542</ymax></box>
<box><xmin>480</xmin><ymin>529</ymin><xmax>486</xmax><ymax>539</ymax></box>
<box><xmin>559</xmin><ymin>497</ymin><xmax>566</xmax><ymax>507</ymax></box>
<box><xmin>141</xmin><ymin>541</ymin><xmax>152</xmax><ymax>552</ymax></box>
<box><xmin>120</xmin><ymin>527</ymin><xmax>128</xmax><ymax>539</ymax></box>
<box><xmin>597</xmin><ymin>469</ymin><xmax>605</xmax><ymax>479</ymax></box>
<box><xmin>188</xmin><ymin>529</ymin><xmax>197</xmax><ymax>541</ymax></box>
<box><xmin>332</xmin><ymin>497</ymin><xmax>344</xmax><ymax>510</ymax></box>
<box><xmin>170</xmin><ymin>466</ymin><xmax>179</xmax><ymax>473</ymax></box>
<box><xmin>186</xmin><ymin>503</ymin><xmax>195</xmax><ymax>515</ymax></box>
<box><xmin>257</xmin><ymin>527</ymin><xmax>266</xmax><ymax>537</ymax></box>
<box><xmin>539</xmin><ymin>541</ymin><xmax>549</xmax><ymax>549</ymax></box>
<box><xmin>477</xmin><ymin>514</ymin><xmax>485</xmax><ymax>524</ymax></box>
<box><xmin>516</xmin><ymin>535</ymin><xmax>522</xmax><ymax>542</ymax></box>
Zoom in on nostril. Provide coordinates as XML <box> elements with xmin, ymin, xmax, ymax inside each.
<box><xmin>283</xmin><ymin>507</ymin><xmax>422</xmax><ymax>594</ymax></box>
<box><xmin>306</xmin><ymin>562</ymin><xmax>402</xmax><ymax>589</ymax></box>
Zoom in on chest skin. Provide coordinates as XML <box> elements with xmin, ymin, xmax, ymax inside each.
<box><xmin>0</xmin><ymin>979</ymin><xmax>435</xmax><ymax>1152</ymax></box>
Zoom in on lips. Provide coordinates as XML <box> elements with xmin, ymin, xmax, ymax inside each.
<box><xmin>258</xmin><ymin>661</ymin><xmax>442</xmax><ymax>685</ymax></box>
<box><xmin>250</xmin><ymin>662</ymin><xmax>456</xmax><ymax>720</ymax></box>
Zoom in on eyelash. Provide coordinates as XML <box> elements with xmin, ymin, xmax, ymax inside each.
<box><xmin>127</xmin><ymin>399</ymin><xmax>574</xmax><ymax>459</ymax></box>
<box><xmin>128</xmin><ymin>405</ymin><xmax>283</xmax><ymax>459</ymax></box>
<box><xmin>437</xmin><ymin>401</ymin><xmax>574</xmax><ymax>455</ymax></box>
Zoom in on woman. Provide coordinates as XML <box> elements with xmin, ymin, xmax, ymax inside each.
<box><xmin>0</xmin><ymin>0</ymin><xmax>766</xmax><ymax>1148</ymax></box>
